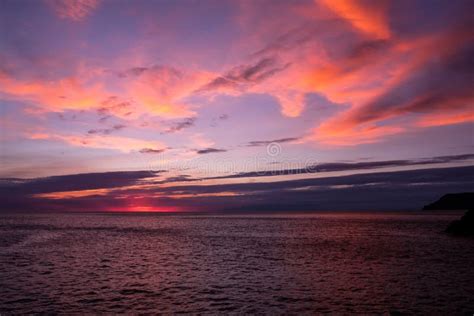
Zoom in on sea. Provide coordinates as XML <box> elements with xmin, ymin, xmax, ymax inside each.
<box><xmin>0</xmin><ymin>212</ymin><xmax>473</xmax><ymax>314</ymax></box>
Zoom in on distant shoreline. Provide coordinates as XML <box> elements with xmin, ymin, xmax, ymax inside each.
<box><xmin>0</xmin><ymin>209</ymin><xmax>467</xmax><ymax>217</ymax></box>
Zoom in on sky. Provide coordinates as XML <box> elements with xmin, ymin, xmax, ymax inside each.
<box><xmin>0</xmin><ymin>0</ymin><xmax>473</xmax><ymax>212</ymax></box>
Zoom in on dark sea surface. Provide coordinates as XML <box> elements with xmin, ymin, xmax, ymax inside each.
<box><xmin>0</xmin><ymin>212</ymin><xmax>473</xmax><ymax>314</ymax></box>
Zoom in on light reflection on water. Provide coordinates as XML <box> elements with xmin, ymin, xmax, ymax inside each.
<box><xmin>0</xmin><ymin>212</ymin><xmax>472</xmax><ymax>314</ymax></box>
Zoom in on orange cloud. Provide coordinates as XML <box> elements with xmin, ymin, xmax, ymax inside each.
<box><xmin>273</xmin><ymin>90</ymin><xmax>306</xmax><ymax>117</ymax></box>
<box><xmin>203</xmin><ymin>1</ymin><xmax>400</xmax><ymax>120</ymax></box>
<box><xmin>46</xmin><ymin>0</ymin><xmax>100</xmax><ymax>21</ymax></box>
<box><xmin>417</xmin><ymin>112</ymin><xmax>474</xmax><ymax>128</ymax></box>
<box><xmin>34</xmin><ymin>188</ymin><xmax>111</xmax><ymax>199</ymax></box>
<box><xmin>0</xmin><ymin>71</ymin><xmax>107</xmax><ymax>112</ymax></box>
<box><xmin>319</xmin><ymin>0</ymin><xmax>391</xmax><ymax>39</ymax></box>
<box><xmin>306</xmin><ymin>22</ymin><xmax>474</xmax><ymax>146</ymax></box>
<box><xmin>4</xmin><ymin>0</ymin><xmax>470</xmax><ymax>151</ymax></box>
<box><xmin>313</xmin><ymin>119</ymin><xmax>403</xmax><ymax>146</ymax></box>
<box><xmin>127</xmin><ymin>66</ymin><xmax>213</xmax><ymax>119</ymax></box>
<box><xmin>0</xmin><ymin>64</ymin><xmax>213</xmax><ymax>120</ymax></box>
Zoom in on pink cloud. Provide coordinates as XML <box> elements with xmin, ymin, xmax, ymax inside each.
<box><xmin>46</xmin><ymin>0</ymin><xmax>100</xmax><ymax>21</ymax></box>
<box><xmin>0</xmin><ymin>70</ymin><xmax>108</xmax><ymax>112</ymax></box>
<box><xmin>29</xmin><ymin>132</ymin><xmax>166</xmax><ymax>153</ymax></box>
<box><xmin>127</xmin><ymin>65</ymin><xmax>212</xmax><ymax>119</ymax></box>
<box><xmin>319</xmin><ymin>0</ymin><xmax>391</xmax><ymax>39</ymax></box>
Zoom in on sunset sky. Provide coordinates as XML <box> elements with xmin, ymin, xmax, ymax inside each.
<box><xmin>1</xmin><ymin>0</ymin><xmax>473</xmax><ymax>212</ymax></box>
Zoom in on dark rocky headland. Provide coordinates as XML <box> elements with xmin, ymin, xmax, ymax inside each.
<box><xmin>423</xmin><ymin>193</ymin><xmax>473</xmax><ymax>236</ymax></box>
<box><xmin>423</xmin><ymin>192</ymin><xmax>474</xmax><ymax>211</ymax></box>
<box><xmin>445</xmin><ymin>209</ymin><xmax>474</xmax><ymax>236</ymax></box>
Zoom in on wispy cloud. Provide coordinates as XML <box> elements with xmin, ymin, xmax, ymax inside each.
<box><xmin>204</xmin><ymin>153</ymin><xmax>474</xmax><ymax>180</ymax></box>
<box><xmin>1</xmin><ymin>170</ymin><xmax>160</xmax><ymax>193</ymax></box>
<box><xmin>251</xmin><ymin>23</ymin><xmax>320</xmax><ymax>57</ymax></box>
<box><xmin>46</xmin><ymin>0</ymin><xmax>101</xmax><ymax>21</ymax></box>
<box><xmin>161</xmin><ymin>117</ymin><xmax>196</xmax><ymax>134</ymax></box>
<box><xmin>246</xmin><ymin>137</ymin><xmax>300</xmax><ymax>147</ymax></box>
<box><xmin>87</xmin><ymin>124</ymin><xmax>126</xmax><ymax>135</ymax></box>
<box><xmin>196</xmin><ymin>148</ymin><xmax>227</xmax><ymax>155</ymax></box>
<box><xmin>97</xmin><ymin>97</ymin><xmax>134</xmax><ymax>118</ymax></box>
<box><xmin>210</xmin><ymin>114</ymin><xmax>229</xmax><ymax>127</ymax></box>
<box><xmin>28</xmin><ymin>132</ymin><xmax>165</xmax><ymax>153</ymax></box>
<box><xmin>199</xmin><ymin>57</ymin><xmax>290</xmax><ymax>92</ymax></box>
<box><xmin>117</xmin><ymin>67</ymin><xmax>150</xmax><ymax>78</ymax></box>
<box><xmin>139</xmin><ymin>148</ymin><xmax>166</xmax><ymax>154</ymax></box>
<box><xmin>319</xmin><ymin>0</ymin><xmax>391</xmax><ymax>39</ymax></box>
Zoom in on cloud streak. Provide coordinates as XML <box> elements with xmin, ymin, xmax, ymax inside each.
<box><xmin>87</xmin><ymin>124</ymin><xmax>126</xmax><ymax>135</ymax></box>
<box><xmin>2</xmin><ymin>166</ymin><xmax>473</xmax><ymax>212</ymax></box>
<box><xmin>28</xmin><ymin>132</ymin><xmax>165</xmax><ymax>153</ymax></box>
<box><xmin>1</xmin><ymin>170</ymin><xmax>159</xmax><ymax>194</ymax></box>
<box><xmin>199</xmin><ymin>57</ymin><xmax>290</xmax><ymax>92</ymax></box>
<box><xmin>203</xmin><ymin>153</ymin><xmax>474</xmax><ymax>180</ymax></box>
<box><xmin>196</xmin><ymin>148</ymin><xmax>227</xmax><ymax>155</ymax></box>
<box><xmin>139</xmin><ymin>148</ymin><xmax>166</xmax><ymax>154</ymax></box>
<box><xmin>320</xmin><ymin>0</ymin><xmax>391</xmax><ymax>39</ymax></box>
<box><xmin>246</xmin><ymin>137</ymin><xmax>300</xmax><ymax>147</ymax></box>
<box><xmin>161</xmin><ymin>117</ymin><xmax>196</xmax><ymax>134</ymax></box>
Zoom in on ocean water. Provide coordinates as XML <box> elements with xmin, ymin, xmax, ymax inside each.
<box><xmin>0</xmin><ymin>212</ymin><xmax>472</xmax><ymax>314</ymax></box>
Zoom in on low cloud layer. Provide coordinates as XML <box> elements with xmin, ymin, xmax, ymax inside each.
<box><xmin>1</xmin><ymin>170</ymin><xmax>160</xmax><ymax>195</ymax></box>
<box><xmin>204</xmin><ymin>154</ymin><xmax>474</xmax><ymax>180</ymax></box>
<box><xmin>1</xmin><ymin>166</ymin><xmax>472</xmax><ymax>212</ymax></box>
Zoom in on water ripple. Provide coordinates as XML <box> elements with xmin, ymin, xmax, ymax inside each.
<box><xmin>0</xmin><ymin>213</ymin><xmax>473</xmax><ymax>314</ymax></box>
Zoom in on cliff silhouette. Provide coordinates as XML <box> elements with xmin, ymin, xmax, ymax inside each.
<box><xmin>445</xmin><ymin>209</ymin><xmax>474</xmax><ymax>236</ymax></box>
<box><xmin>422</xmin><ymin>192</ymin><xmax>474</xmax><ymax>210</ymax></box>
<box><xmin>422</xmin><ymin>193</ymin><xmax>473</xmax><ymax>236</ymax></box>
